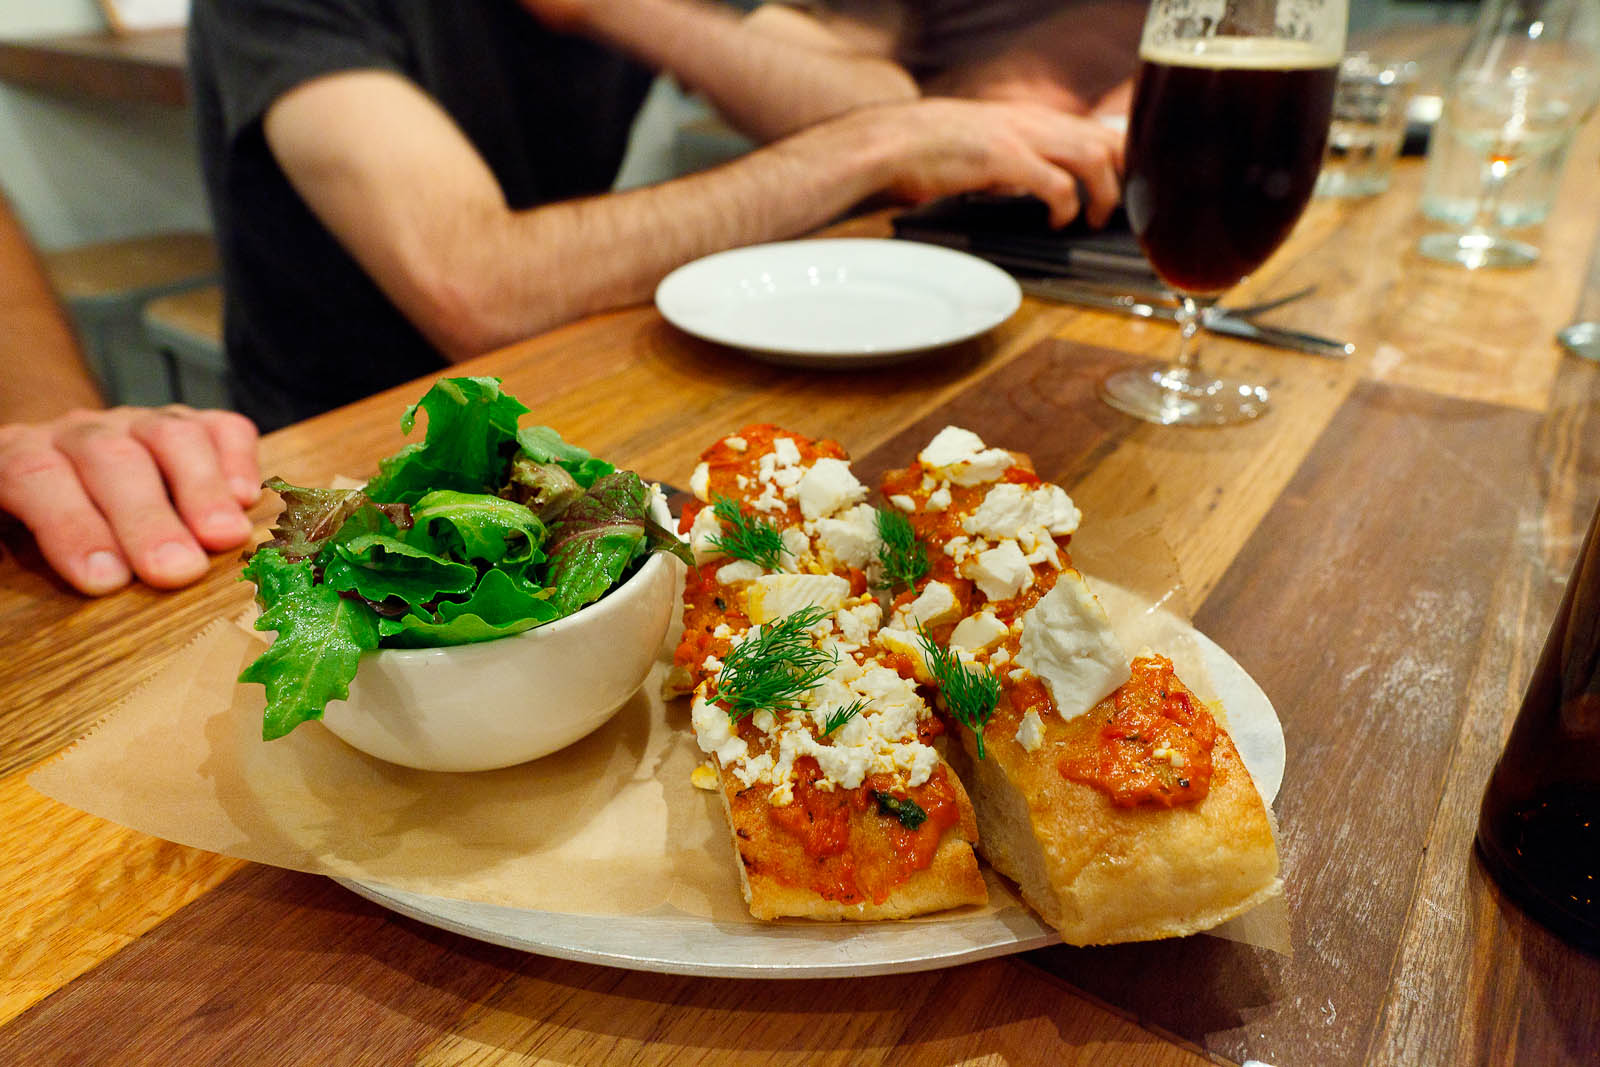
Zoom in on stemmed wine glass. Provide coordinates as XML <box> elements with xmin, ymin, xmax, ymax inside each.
<box><xmin>1101</xmin><ymin>0</ymin><xmax>1347</xmax><ymax>426</ymax></box>
<box><xmin>1417</xmin><ymin>0</ymin><xmax>1600</xmax><ymax>270</ymax></box>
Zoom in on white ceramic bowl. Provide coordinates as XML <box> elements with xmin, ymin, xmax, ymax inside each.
<box><xmin>319</xmin><ymin>500</ymin><xmax>681</xmax><ymax>773</ymax></box>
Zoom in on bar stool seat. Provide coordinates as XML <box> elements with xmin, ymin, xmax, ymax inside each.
<box><xmin>141</xmin><ymin>283</ymin><xmax>228</xmax><ymax>410</ymax></box>
<box><xmin>41</xmin><ymin>231</ymin><xmax>219</xmax><ymax>406</ymax></box>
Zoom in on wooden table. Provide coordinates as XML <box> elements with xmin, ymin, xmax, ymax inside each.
<box><xmin>4</xmin><ymin>115</ymin><xmax>1600</xmax><ymax>1065</ymax></box>
<box><xmin>0</xmin><ymin>27</ymin><xmax>187</xmax><ymax>107</ymax></box>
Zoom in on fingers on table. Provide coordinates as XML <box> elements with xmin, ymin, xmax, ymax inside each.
<box><xmin>0</xmin><ymin>430</ymin><xmax>132</xmax><ymax>595</ymax></box>
<box><xmin>129</xmin><ymin>409</ymin><xmax>258</xmax><ymax>549</ymax></box>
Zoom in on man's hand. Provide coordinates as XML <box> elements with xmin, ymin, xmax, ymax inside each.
<box><xmin>854</xmin><ymin>98</ymin><xmax>1125</xmax><ymax>228</ymax></box>
<box><xmin>0</xmin><ymin>406</ymin><xmax>261</xmax><ymax>596</ymax></box>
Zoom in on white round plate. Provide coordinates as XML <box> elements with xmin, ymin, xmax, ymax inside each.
<box><xmin>338</xmin><ymin>630</ymin><xmax>1282</xmax><ymax>979</ymax></box>
<box><xmin>654</xmin><ymin>238</ymin><xmax>1022</xmax><ymax>367</ymax></box>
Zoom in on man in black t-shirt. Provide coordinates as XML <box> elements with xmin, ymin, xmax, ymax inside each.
<box><xmin>190</xmin><ymin>0</ymin><xmax>1127</xmax><ymax>430</ymax></box>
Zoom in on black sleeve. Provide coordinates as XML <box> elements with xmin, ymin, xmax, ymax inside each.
<box><xmin>189</xmin><ymin>0</ymin><xmax>412</xmax><ymax>144</ymax></box>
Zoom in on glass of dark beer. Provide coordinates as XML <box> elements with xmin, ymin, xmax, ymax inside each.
<box><xmin>1102</xmin><ymin>0</ymin><xmax>1346</xmax><ymax>426</ymax></box>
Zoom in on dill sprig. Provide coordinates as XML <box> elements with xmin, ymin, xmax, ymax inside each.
<box><xmin>708</xmin><ymin>495</ymin><xmax>788</xmax><ymax>570</ymax></box>
<box><xmin>714</xmin><ymin>606</ymin><xmax>837</xmax><ymax>722</ymax></box>
<box><xmin>821</xmin><ymin>698</ymin><xmax>868</xmax><ymax>736</ymax></box>
<box><xmin>875</xmin><ymin>508</ymin><xmax>929</xmax><ymax>592</ymax></box>
<box><xmin>918</xmin><ymin>623</ymin><xmax>1001</xmax><ymax>759</ymax></box>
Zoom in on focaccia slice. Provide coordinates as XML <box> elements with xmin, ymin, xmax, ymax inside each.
<box><xmin>674</xmin><ymin>425</ymin><xmax>987</xmax><ymax>920</ymax></box>
<box><xmin>879</xmin><ymin>426</ymin><xmax>1280</xmax><ymax>944</ymax></box>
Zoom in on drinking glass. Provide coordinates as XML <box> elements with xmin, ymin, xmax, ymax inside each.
<box><xmin>1417</xmin><ymin>0</ymin><xmax>1600</xmax><ymax>269</ymax></box>
<box><xmin>1102</xmin><ymin>0</ymin><xmax>1347</xmax><ymax>427</ymax></box>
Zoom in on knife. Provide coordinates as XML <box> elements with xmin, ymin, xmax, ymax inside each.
<box><xmin>1019</xmin><ymin>278</ymin><xmax>1355</xmax><ymax>359</ymax></box>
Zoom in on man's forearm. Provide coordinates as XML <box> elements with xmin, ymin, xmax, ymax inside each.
<box><xmin>445</xmin><ymin>112</ymin><xmax>899</xmax><ymax>352</ymax></box>
<box><xmin>0</xmin><ymin>197</ymin><xmax>102</xmax><ymax>421</ymax></box>
<box><xmin>567</xmin><ymin>0</ymin><xmax>917</xmax><ymax>141</ymax></box>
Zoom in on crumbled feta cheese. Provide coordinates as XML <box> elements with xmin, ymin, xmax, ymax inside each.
<box><xmin>743</xmin><ymin>573</ymin><xmax>851</xmax><ymax>625</ymax></box>
<box><xmin>835</xmin><ymin>600</ymin><xmax>883</xmax><ymax>647</ymax></box>
<box><xmin>963</xmin><ymin>482</ymin><xmax>1082</xmax><ymax>542</ymax></box>
<box><xmin>949</xmin><ymin>611</ymin><xmax>1009</xmax><ymax>653</ymax></box>
<box><xmin>890</xmin><ymin>493</ymin><xmax>918</xmax><ymax>512</ymax></box>
<box><xmin>773</xmin><ymin>437</ymin><xmax>802</xmax><ymax>466</ymax></box>
<box><xmin>814</xmin><ymin>503</ymin><xmax>880</xmax><ymax>571</ymax></box>
<box><xmin>796</xmin><ymin>457</ymin><xmax>867</xmax><ymax>520</ymax></box>
<box><xmin>876</xmin><ymin>626</ymin><xmax>933</xmax><ymax>683</ymax></box>
<box><xmin>926</xmin><ymin>486</ymin><xmax>952</xmax><ymax>512</ymax></box>
<box><xmin>963</xmin><ymin>540</ymin><xmax>1033</xmax><ymax>601</ymax></box>
<box><xmin>918</xmin><ymin>426</ymin><xmax>1014</xmax><ymax>486</ymax></box>
<box><xmin>895</xmin><ymin>580</ymin><xmax>962</xmax><ymax>629</ymax></box>
<box><xmin>688</xmin><ymin>505</ymin><xmax>725</xmax><ymax>565</ymax></box>
<box><xmin>779</xmin><ymin>526</ymin><xmax>809</xmax><ymax>573</ymax></box>
<box><xmin>989</xmin><ymin>646</ymin><xmax>1012</xmax><ymax>667</ymax></box>
<box><xmin>726</xmin><ymin>435</ymin><xmax>748</xmax><ymax>452</ymax></box>
<box><xmin>691</xmin><ymin>690</ymin><xmax>747</xmax><ymax>766</ymax></box>
<box><xmin>1014</xmin><ymin>571</ymin><xmax>1131</xmax><ymax>722</ymax></box>
<box><xmin>689</xmin><ymin>462</ymin><xmax>711</xmax><ymax>502</ymax></box>
<box><xmin>1015</xmin><ymin>709</ymin><xmax>1046</xmax><ymax>752</ymax></box>
<box><xmin>715</xmin><ymin>559</ymin><xmax>765</xmax><ymax>585</ymax></box>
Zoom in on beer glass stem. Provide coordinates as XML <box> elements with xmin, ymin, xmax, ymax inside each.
<box><xmin>1174</xmin><ymin>295</ymin><xmax>1214</xmax><ymax>374</ymax></box>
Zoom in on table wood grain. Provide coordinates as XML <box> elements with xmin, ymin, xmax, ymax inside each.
<box><xmin>3</xmin><ymin>109</ymin><xmax>1599</xmax><ymax>1067</ymax></box>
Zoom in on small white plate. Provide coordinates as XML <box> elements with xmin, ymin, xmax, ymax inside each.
<box><xmin>654</xmin><ymin>238</ymin><xmax>1022</xmax><ymax>367</ymax></box>
<box><xmin>338</xmin><ymin>628</ymin><xmax>1282</xmax><ymax>979</ymax></box>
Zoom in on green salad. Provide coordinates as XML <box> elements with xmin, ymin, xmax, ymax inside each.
<box><xmin>239</xmin><ymin>376</ymin><xmax>690</xmax><ymax>740</ymax></box>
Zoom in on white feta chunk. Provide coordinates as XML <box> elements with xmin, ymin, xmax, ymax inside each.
<box><xmin>890</xmin><ymin>494</ymin><xmax>918</xmax><ymax>512</ymax></box>
<box><xmin>773</xmin><ymin>437</ymin><xmax>802</xmax><ymax>466</ymax></box>
<box><xmin>691</xmin><ymin>690</ymin><xmax>748</xmax><ymax>766</ymax></box>
<box><xmin>897</xmin><ymin>580</ymin><xmax>963</xmax><ymax>629</ymax></box>
<box><xmin>744</xmin><ymin>573</ymin><xmax>851</xmax><ymax>625</ymax></box>
<box><xmin>796</xmin><ymin>457</ymin><xmax>867</xmax><ymax>520</ymax></box>
<box><xmin>689</xmin><ymin>462</ymin><xmax>711</xmax><ymax>502</ymax></box>
<box><xmin>815</xmin><ymin>503</ymin><xmax>881</xmax><ymax>571</ymax></box>
<box><xmin>1015</xmin><ymin>709</ymin><xmax>1046</xmax><ymax>753</ymax></box>
<box><xmin>1014</xmin><ymin>571</ymin><xmax>1131</xmax><ymax>722</ymax></box>
<box><xmin>687</xmin><ymin>505</ymin><xmax>726</xmax><ymax>565</ymax></box>
<box><xmin>725</xmin><ymin>435</ymin><xmax>748</xmax><ymax>452</ymax></box>
<box><xmin>918</xmin><ymin>426</ymin><xmax>1014</xmax><ymax>486</ymax></box>
<box><xmin>876</xmin><ymin>626</ymin><xmax>933</xmax><ymax>684</ymax></box>
<box><xmin>963</xmin><ymin>540</ymin><xmax>1033</xmax><ymax>601</ymax></box>
<box><xmin>948</xmin><ymin>611</ymin><xmax>1009</xmax><ymax>653</ymax></box>
<box><xmin>715</xmin><ymin>559</ymin><xmax>765</xmax><ymax>585</ymax></box>
<box><xmin>926</xmin><ymin>486</ymin><xmax>952</xmax><ymax>512</ymax></box>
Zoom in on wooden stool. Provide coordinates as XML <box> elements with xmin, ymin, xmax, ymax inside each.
<box><xmin>42</xmin><ymin>231</ymin><xmax>219</xmax><ymax>406</ymax></box>
<box><xmin>141</xmin><ymin>283</ymin><xmax>228</xmax><ymax>410</ymax></box>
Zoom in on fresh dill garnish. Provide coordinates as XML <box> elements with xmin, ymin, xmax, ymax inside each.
<box><xmin>918</xmin><ymin>623</ymin><xmax>1001</xmax><ymax>759</ymax></box>
<box><xmin>707</xmin><ymin>495</ymin><xmax>788</xmax><ymax>570</ymax></box>
<box><xmin>874</xmin><ymin>508</ymin><xmax>929</xmax><ymax>591</ymax></box>
<box><xmin>821</xmin><ymin>698</ymin><xmax>868</xmax><ymax>736</ymax></box>
<box><xmin>872</xmin><ymin>790</ymin><xmax>928</xmax><ymax>830</ymax></box>
<box><xmin>714</xmin><ymin>606</ymin><xmax>837</xmax><ymax>722</ymax></box>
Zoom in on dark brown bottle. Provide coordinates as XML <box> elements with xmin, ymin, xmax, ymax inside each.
<box><xmin>1476</xmin><ymin>496</ymin><xmax>1600</xmax><ymax>952</ymax></box>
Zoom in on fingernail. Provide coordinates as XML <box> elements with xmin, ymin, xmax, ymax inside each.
<box><xmin>151</xmin><ymin>541</ymin><xmax>207</xmax><ymax>578</ymax></box>
<box><xmin>230</xmin><ymin>477</ymin><xmax>261</xmax><ymax>502</ymax></box>
<box><xmin>203</xmin><ymin>509</ymin><xmax>254</xmax><ymax>541</ymax></box>
<box><xmin>82</xmin><ymin>550</ymin><xmax>130</xmax><ymax>594</ymax></box>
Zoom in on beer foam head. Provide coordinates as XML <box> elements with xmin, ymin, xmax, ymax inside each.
<box><xmin>1137</xmin><ymin>0</ymin><xmax>1347</xmax><ymax>64</ymax></box>
<box><xmin>1139</xmin><ymin>35</ymin><xmax>1343</xmax><ymax>70</ymax></box>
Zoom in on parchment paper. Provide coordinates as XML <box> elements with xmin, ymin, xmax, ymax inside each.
<box><xmin>27</xmin><ymin>495</ymin><xmax>1290</xmax><ymax>953</ymax></box>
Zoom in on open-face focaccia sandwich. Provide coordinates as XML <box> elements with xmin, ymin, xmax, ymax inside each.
<box><xmin>875</xmin><ymin>426</ymin><xmax>1281</xmax><ymax>944</ymax></box>
<box><xmin>670</xmin><ymin>425</ymin><xmax>988</xmax><ymax>920</ymax></box>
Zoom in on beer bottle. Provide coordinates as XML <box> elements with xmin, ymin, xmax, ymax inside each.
<box><xmin>1476</xmin><ymin>495</ymin><xmax>1600</xmax><ymax>951</ymax></box>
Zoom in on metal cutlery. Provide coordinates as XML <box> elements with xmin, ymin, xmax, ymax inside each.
<box><xmin>1018</xmin><ymin>277</ymin><xmax>1355</xmax><ymax>359</ymax></box>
